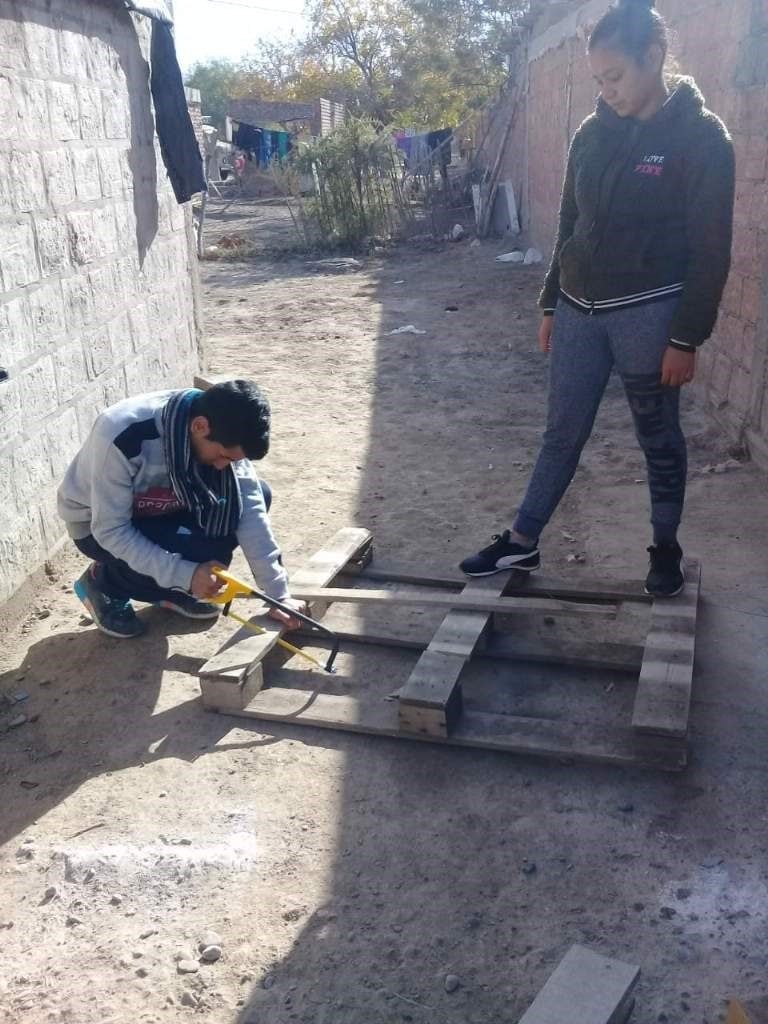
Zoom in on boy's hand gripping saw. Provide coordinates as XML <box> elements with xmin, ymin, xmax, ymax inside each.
<box><xmin>208</xmin><ymin>568</ymin><xmax>340</xmax><ymax>674</ymax></box>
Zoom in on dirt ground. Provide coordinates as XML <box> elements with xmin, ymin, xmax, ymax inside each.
<box><xmin>2</xmin><ymin>197</ymin><xmax>768</xmax><ymax>1024</ymax></box>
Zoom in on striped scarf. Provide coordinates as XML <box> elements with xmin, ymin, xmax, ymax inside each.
<box><xmin>162</xmin><ymin>389</ymin><xmax>242</xmax><ymax>537</ymax></box>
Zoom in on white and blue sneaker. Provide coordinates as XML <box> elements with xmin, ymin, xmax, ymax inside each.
<box><xmin>460</xmin><ymin>530</ymin><xmax>540</xmax><ymax>577</ymax></box>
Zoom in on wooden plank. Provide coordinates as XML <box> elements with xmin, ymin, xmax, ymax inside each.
<box><xmin>347</xmin><ymin>564</ymin><xmax>652</xmax><ymax>603</ymax></box>
<box><xmin>518</xmin><ymin>944</ymin><xmax>640</xmax><ymax>1024</ymax></box>
<box><xmin>727</xmin><ymin>1000</ymin><xmax>752</xmax><ymax>1024</ymax></box>
<box><xmin>290</xmin><ymin>586</ymin><xmax>617</xmax><ymax>618</ymax></box>
<box><xmin>632</xmin><ymin>559</ymin><xmax>701</xmax><ymax>738</ymax></box>
<box><xmin>198</xmin><ymin>527</ymin><xmax>372</xmax><ymax>710</ymax></box>
<box><xmin>398</xmin><ymin>573</ymin><xmax>510</xmax><ymax>737</ymax></box>
<box><xmin>295</xmin><ymin>618</ymin><xmax>645</xmax><ymax>672</ymax></box>
<box><xmin>213</xmin><ymin>684</ymin><xmax>686</xmax><ymax>771</ymax></box>
<box><xmin>194</xmin><ymin>373</ymin><xmax>233</xmax><ymax>390</ymax></box>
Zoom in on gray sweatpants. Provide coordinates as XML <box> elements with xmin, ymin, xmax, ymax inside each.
<box><xmin>514</xmin><ymin>297</ymin><xmax>686</xmax><ymax>544</ymax></box>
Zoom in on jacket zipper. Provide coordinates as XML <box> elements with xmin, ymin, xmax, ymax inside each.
<box><xmin>585</xmin><ymin>123</ymin><xmax>642</xmax><ymax>309</ymax></box>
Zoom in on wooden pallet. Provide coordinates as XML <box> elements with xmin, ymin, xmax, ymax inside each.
<box><xmin>198</xmin><ymin>528</ymin><xmax>700</xmax><ymax>771</ymax></box>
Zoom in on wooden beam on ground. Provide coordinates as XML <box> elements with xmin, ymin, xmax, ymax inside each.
<box><xmin>518</xmin><ymin>944</ymin><xmax>640</xmax><ymax>1024</ymax></box>
<box><xmin>295</xmin><ymin>614</ymin><xmax>644</xmax><ymax>673</ymax></box>
<box><xmin>198</xmin><ymin>527</ymin><xmax>372</xmax><ymax>711</ymax></box>
<box><xmin>289</xmin><ymin>585</ymin><xmax>617</xmax><ymax>619</ymax></box>
<box><xmin>345</xmin><ymin>563</ymin><xmax>652</xmax><ymax>604</ymax></box>
<box><xmin>631</xmin><ymin>559</ymin><xmax>701</xmax><ymax>738</ymax></box>
<box><xmin>215</xmin><ymin>684</ymin><xmax>687</xmax><ymax>771</ymax></box>
<box><xmin>397</xmin><ymin>573</ymin><xmax>514</xmax><ymax>738</ymax></box>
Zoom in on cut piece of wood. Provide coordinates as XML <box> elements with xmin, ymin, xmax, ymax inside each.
<box><xmin>218</xmin><ymin>684</ymin><xmax>686</xmax><ymax>770</ymax></box>
<box><xmin>726</xmin><ymin>1000</ymin><xmax>752</xmax><ymax>1024</ymax></box>
<box><xmin>518</xmin><ymin>944</ymin><xmax>640</xmax><ymax>1024</ymax></box>
<box><xmin>295</xmin><ymin>617</ymin><xmax>644</xmax><ymax>672</ymax></box>
<box><xmin>348</xmin><ymin>564</ymin><xmax>652</xmax><ymax>603</ymax></box>
<box><xmin>398</xmin><ymin>573</ymin><xmax>511</xmax><ymax>737</ymax></box>
<box><xmin>193</xmin><ymin>373</ymin><xmax>234</xmax><ymax>391</ymax></box>
<box><xmin>290</xmin><ymin>585</ymin><xmax>617</xmax><ymax>618</ymax></box>
<box><xmin>198</xmin><ymin>527</ymin><xmax>372</xmax><ymax>710</ymax></box>
<box><xmin>632</xmin><ymin>559</ymin><xmax>701</xmax><ymax>738</ymax></box>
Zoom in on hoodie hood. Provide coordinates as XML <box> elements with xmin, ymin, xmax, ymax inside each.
<box><xmin>596</xmin><ymin>75</ymin><xmax>706</xmax><ymax>130</ymax></box>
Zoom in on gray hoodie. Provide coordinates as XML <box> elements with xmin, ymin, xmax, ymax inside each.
<box><xmin>57</xmin><ymin>391</ymin><xmax>290</xmax><ymax>600</ymax></box>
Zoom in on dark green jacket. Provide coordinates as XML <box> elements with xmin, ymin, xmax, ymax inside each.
<box><xmin>539</xmin><ymin>78</ymin><xmax>735</xmax><ymax>348</ymax></box>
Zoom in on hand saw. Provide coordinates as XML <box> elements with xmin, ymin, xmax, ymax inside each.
<box><xmin>208</xmin><ymin>568</ymin><xmax>340</xmax><ymax>674</ymax></box>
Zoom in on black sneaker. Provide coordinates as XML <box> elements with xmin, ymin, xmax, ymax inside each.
<box><xmin>460</xmin><ymin>530</ymin><xmax>540</xmax><ymax>577</ymax></box>
<box><xmin>74</xmin><ymin>568</ymin><xmax>145</xmax><ymax>639</ymax></box>
<box><xmin>645</xmin><ymin>542</ymin><xmax>684</xmax><ymax>598</ymax></box>
<box><xmin>154</xmin><ymin>593</ymin><xmax>220</xmax><ymax>619</ymax></box>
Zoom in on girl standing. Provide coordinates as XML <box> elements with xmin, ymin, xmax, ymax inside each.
<box><xmin>461</xmin><ymin>0</ymin><xmax>735</xmax><ymax>597</ymax></box>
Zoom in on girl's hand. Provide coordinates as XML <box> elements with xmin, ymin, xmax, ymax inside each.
<box><xmin>538</xmin><ymin>314</ymin><xmax>554</xmax><ymax>353</ymax></box>
<box><xmin>661</xmin><ymin>346</ymin><xmax>696</xmax><ymax>387</ymax></box>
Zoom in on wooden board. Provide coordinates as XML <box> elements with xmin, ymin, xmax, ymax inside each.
<box><xmin>397</xmin><ymin>573</ymin><xmax>513</xmax><ymax>738</ymax></box>
<box><xmin>212</xmin><ymin>682</ymin><xmax>686</xmax><ymax>771</ymax></box>
<box><xmin>294</xmin><ymin>615</ymin><xmax>644</xmax><ymax>673</ymax></box>
<box><xmin>289</xmin><ymin>585</ymin><xmax>618</xmax><ymax>619</ymax></box>
<box><xmin>346</xmin><ymin>564</ymin><xmax>652</xmax><ymax>604</ymax></box>
<box><xmin>727</xmin><ymin>1001</ymin><xmax>753</xmax><ymax>1024</ymax></box>
<box><xmin>198</xmin><ymin>527</ymin><xmax>372</xmax><ymax>710</ymax></box>
<box><xmin>631</xmin><ymin>559</ymin><xmax>701</xmax><ymax>737</ymax></box>
<box><xmin>518</xmin><ymin>944</ymin><xmax>640</xmax><ymax>1024</ymax></box>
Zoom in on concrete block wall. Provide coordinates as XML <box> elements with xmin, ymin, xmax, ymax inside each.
<box><xmin>0</xmin><ymin>0</ymin><xmax>202</xmax><ymax>602</ymax></box>
<box><xmin>509</xmin><ymin>0</ymin><xmax>768</xmax><ymax>460</ymax></box>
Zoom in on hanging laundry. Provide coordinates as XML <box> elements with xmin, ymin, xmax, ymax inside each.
<box><xmin>233</xmin><ymin>122</ymin><xmax>263</xmax><ymax>160</ymax></box>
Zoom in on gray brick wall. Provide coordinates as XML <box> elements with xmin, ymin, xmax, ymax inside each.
<box><xmin>0</xmin><ymin>0</ymin><xmax>202</xmax><ymax>602</ymax></box>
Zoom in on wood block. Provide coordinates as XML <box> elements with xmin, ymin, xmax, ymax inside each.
<box><xmin>398</xmin><ymin>573</ymin><xmax>512</xmax><ymax>738</ymax></box>
<box><xmin>632</xmin><ymin>559</ymin><xmax>701</xmax><ymax>738</ymax></box>
<box><xmin>198</xmin><ymin>527</ymin><xmax>372</xmax><ymax>709</ymax></box>
<box><xmin>518</xmin><ymin>944</ymin><xmax>640</xmax><ymax>1024</ymax></box>
<box><xmin>289</xmin><ymin>585</ymin><xmax>617</xmax><ymax>618</ymax></box>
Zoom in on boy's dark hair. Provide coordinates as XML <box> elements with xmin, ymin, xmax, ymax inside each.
<box><xmin>191</xmin><ymin>379</ymin><xmax>271</xmax><ymax>460</ymax></box>
<box><xmin>589</xmin><ymin>0</ymin><xmax>668</xmax><ymax>65</ymax></box>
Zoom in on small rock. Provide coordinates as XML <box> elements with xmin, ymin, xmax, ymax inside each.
<box><xmin>174</xmin><ymin>949</ymin><xmax>194</xmax><ymax>962</ymax></box>
<box><xmin>659</xmin><ymin>906</ymin><xmax>677</xmax><ymax>920</ymax></box>
<box><xmin>262</xmin><ymin>973</ymin><xmax>276</xmax><ymax>989</ymax></box>
<box><xmin>198</xmin><ymin>930</ymin><xmax>222</xmax><ymax>951</ymax></box>
<box><xmin>136</xmin><ymin>967</ymin><xmax>149</xmax><ymax>978</ymax></box>
<box><xmin>618</xmin><ymin>803</ymin><xmax>634</xmax><ymax>813</ymax></box>
<box><xmin>42</xmin><ymin>885</ymin><xmax>58</xmax><ymax>903</ymax></box>
<box><xmin>8</xmin><ymin>714</ymin><xmax>27</xmax><ymax>729</ymax></box>
<box><xmin>675</xmin><ymin>887</ymin><xmax>692</xmax><ymax>901</ymax></box>
<box><xmin>632</xmin><ymin>902</ymin><xmax>645</xmax><ymax>912</ymax></box>
<box><xmin>200</xmin><ymin>945</ymin><xmax>222</xmax><ymax>963</ymax></box>
<box><xmin>36</xmin><ymin>608</ymin><xmax>51</xmax><ymax>620</ymax></box>
<box><xmin>450</xmin><ymin>224</ymin><xmax>464</xmax><ymax>241</ymax></box>
<box><xmin>139</xmin><ymin>929</ymin><xmax>158</xmax><ymax>940</ymax></box>
<box><xmin>700</xmin><ymin>856</ymin><xmax>723</xmax><ymax>869</ymax></box>
<box><xmin>522</xmin><ymin>861</ymin><xmax>537</xmax><ymax>875</ymax></box>
<box><xmin>110</xmin><ymin>894</ymin><xmax>123</xmax><ymax>906</ymax></box>
<box><xmin>444</xmin><ymin>974</ymin><xmax>461</xmax><ymax>993</ymax></box>
<box><xmin>66</xmin><ymin>914</ymin><xmax>82</xmax><ymax>927</ymax></box>
<box><xmin>180</xmin><ymin>990</ymin><xmax>199</xmax><ymax>1008</ymax></box>
<box><xmin>177</xmin><ymin>960</ymin><xmax>199</xmax><ymax>974</ymax></box>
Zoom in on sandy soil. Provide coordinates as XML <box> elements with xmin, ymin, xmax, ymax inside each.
<box><xmin>2</xmin><ymin>198</ymin><xmax>768</xmax><ymax>1024</ymax></box>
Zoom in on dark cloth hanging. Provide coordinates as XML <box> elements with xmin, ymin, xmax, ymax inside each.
<box><xmin>148</xmin><ymin>21</ymin><xmax>206</xmax><ymax>203</ymax></box>
<box><xmin>123</xmin><ymin>0</ymin><xmax>172</xmax><ymax>21</ymax></box>
<box><xmin>427</xmin><ymin>128</ymin><xmax>453</xmax><ymax>169</ymax></box>
<box><xmin>234</xmin><ymin>122</ymin><xmax>263</xmax><ymax>160</ymax></box>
